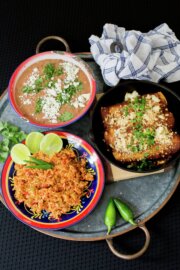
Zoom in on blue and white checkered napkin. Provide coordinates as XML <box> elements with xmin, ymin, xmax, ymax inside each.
<box><xmin>89</xmin><ymin>23</ymin><xmax>180</xmax><ymax>86</ymax></box>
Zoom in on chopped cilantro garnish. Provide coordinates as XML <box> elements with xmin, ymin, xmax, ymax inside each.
<box><xmin>43</xmin><ymin>63</ymin><xmax>56</xmax><ymax>79</ymax></box>
<box><xmin>131</xmin><ymin>146</ymin><xmax>139</xmax><ymax>152</ymax></box>
<box><xmin>22</xmin><ymin>77</ymin><xmax>43</xmax><ymax>94</ymax></box>
<box><xmin>45</xmin><ymin>80</ymin><xmax>57</xmax><ymax>89</ymax></box>
<box><xmin>56</xmin><ymin>81</ymin><xmax>83</xmax><ymax>104</ymax></box>
<box><xmin>22</xmin><ymin>85</ymin><xmax>34</xmax><ymax>94</ymax></box>
<box><xmin>76</xmin><ymin>81</ymin><xmax>83</xmax><ymax>91</ymax></box>
<box><xmin>55</xmin><ymin>66</ymin><xmax>63</xmax><ymax>76</ymax></box>
<box><xmin>136</xmin><ymin>111</ymin><xmax>143</xmax><ymax>117</ymax></box>
<box><xmin>137</xmin><ymin>158</ymin><xmax>154</xmax><ymax>171</ymax></box>
<box><xmin>0</xmin><ymin>121</ymin><xmax>26</xmax><ymax>163</ymax></box>
<box><xmin>34</xmin><ymin>77</ymin><xmax>43</xmax><ymax>93</ymax></box>
<box><xmin>123</xmin><ymin>106</ymin><xmax>129</xmax><ymax>116</ymax></box>
<box><xmin>126</xmin><ymin>158</ymin><xmax>155</xmax><ymax>171</ymax></box>
<box><xmin>58</xmin><ymin>112</ymin><xmax>74</xmax><ymax>122</ymax></box>
<box><xmin>43</xmin><ymin>63</ymin><xmax>64</xmax><ymax>79</ymax></box>
<box><xmin>126</xmin><ymin>95</ymin><xmax>156</xmax><ymax>153</ymax></box>
<box><xmin>35</xmin><ymin>98</ymin><xmax>43</xmax><ymax>113</ymax></box>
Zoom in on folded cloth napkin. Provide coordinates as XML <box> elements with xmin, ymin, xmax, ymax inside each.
<box><xmin>89</xmin><ymin>23</ymin><xmax>180</xmax><ymax>86</ymax></box>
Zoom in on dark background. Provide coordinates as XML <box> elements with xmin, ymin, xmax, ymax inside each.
<box><xmin>0</xmin><ymin>1</ymin><xmax>179</xmax><ymax>269</ymax></box>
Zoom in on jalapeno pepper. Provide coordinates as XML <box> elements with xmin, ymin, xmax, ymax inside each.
<box><xmin>113</xmin><ymin>198</ymin><xmax>137</xmax><ymax>226</ymax></box>
<box><xmin>104</xmin><ymin>198</ymin><xmax>116</xmax><ymax>234</ymax></box>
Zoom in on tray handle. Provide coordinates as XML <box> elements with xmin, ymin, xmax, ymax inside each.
<box><xmin>36</xmin><ymin>36</ymin><xmax>71</xmax><ymax>54</ymax></box>
<box><xmin>106</xmin><ymin>223</ymin><xmax>150</xmax><ymax>260</ymax></box>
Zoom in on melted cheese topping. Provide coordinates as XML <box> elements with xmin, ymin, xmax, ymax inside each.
<box><xmin>104</xmin><ymin>91</ymin><xmax>173</xmax><ymax>154</ymax></box>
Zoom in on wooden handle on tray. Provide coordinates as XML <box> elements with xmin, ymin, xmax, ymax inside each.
<box><xmin>106</xmin><ymin>223</ymin><xmax>150</xmax><ymax>260</ymax></box>
<box><xmin>36</xmin><ymin>36</ymin><xmax>71</xmax><ymax>54</ymax></box>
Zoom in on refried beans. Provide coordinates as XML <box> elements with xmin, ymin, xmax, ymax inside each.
<box><xmin>14</xmin><ymin>59</ymin><xmax>91</xmax><ymax>124</ymax></box>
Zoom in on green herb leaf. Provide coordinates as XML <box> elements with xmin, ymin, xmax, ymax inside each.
<box><xmin>58</xmin><ymin>112</ymin><xmax>74</xmax><ymax>122</ymax></box>
<box><xmin>35</xmin><ymin>98</ymin><xmax>43</xmax><ymax>113</ymax></box>
<box><xmin>34</xmin><ymin>77</ymin><xmax>43</xmax><ymax>93</ymax></box>
<box><xmin>55</xmin><ymin>67</ymin><xmax>63</xmax><ymax>76</ymax></box>
<box><xmin>144</xmin><ymin>152</ymin><xmax>149</xmax><ymax>158</ymax></box>
<box><xmin>43</xmin><ymin>63</ymin><xmax>55</xmax><ymax>79</ymax></box>
<box><xmin>22</xmin><ymin>85</ymin><xmax>34</xmax><ymax>94</ymax></box>
<box><xmin>122</xmin><ymin>106</ymin><xmax>129</xmax><ymax>116</ymax></box>
<box><xmin>56</xmin><ymin>81</ymin><xmax>83</xmax><ymax>104</ymax></box>
<box><xmin>76</xmin><ymin>81</ymin><xmax>83</xmax><ymax>91</ymax></box>
<box><xmin>0</xmin><ymin>121</ymin><xmax>27</xmax><ymax>163</ymax></box>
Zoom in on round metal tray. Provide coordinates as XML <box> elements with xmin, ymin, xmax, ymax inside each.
<box><xmin>0</xmin><ymin>45</ymin><xmax>179</xmax><ymax>259</ymax></box>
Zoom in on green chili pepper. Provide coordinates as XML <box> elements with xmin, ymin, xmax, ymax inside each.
<box><xmin>113</xmin><ymin>198</ymin><xmax>137</xmax><ymax>226</ymax></box>
<box><xmin>104</xmin><ymin>198</ymin><xmax>116</xmax><ymax>234</ymax></box>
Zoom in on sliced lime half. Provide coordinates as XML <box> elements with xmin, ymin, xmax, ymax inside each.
<box><xmin>11</xmin><ymin>144</ymin><xmax>31</xmax><ymax>164</ymax></box>
<box><xmin>25</xmin><ymin>131</ymin><xmax>44</xmax><ymax>154</ymax></box>
<box><xmin>40</xmin><ymin>133</ymin><xmax>63</xmax><ymax>155</ymax></box>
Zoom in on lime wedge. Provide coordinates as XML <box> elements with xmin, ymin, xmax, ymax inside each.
<box><xmin>11</xmin><ymin>144</ymin><xmax>31</xmax><ymax>164</ymax></box>
<box><xmin>25</xmin><ymin>132</ymin><xmax>44</xmax><ymax>154</ymax></box>
<box><xmin>40</xmin><ymin>133</ymin><xmax>63</xmax><ymax>155</ymax></box>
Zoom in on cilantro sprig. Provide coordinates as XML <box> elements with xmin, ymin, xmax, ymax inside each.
<box><xmin>22</xmin><ymin>77</ymin><xmax>43</xmax><ymax>94</ymax></box>
<box><xmin>58</xmin><ymin>112</ymin><xmax>74</xmax><ymax>122</ymax></box>
<box><xmin>0</xmin><ymin>121</ymin><xmax>27</xmax><ymax>163</ymax></box>
<box><xmin>43</xmin><ymin>63</ymin><xmax>63</xmax><ymax>79</ymax></box>
<box><xmin>56</xmin><ymin>81</ymin><xmax>82</xmax><ymax>104</ymax></box>
<box><xmin>123</xmin><ymin>96</ymin><xmax>156</xmax><ymax>153</ymax></box>
<box><xmin>35</xmin><ymin>98</ymin><xmax>43</xmax><ymax>114</ymax></box>
<box><xmin>22</xmin><ymin>63</ymin><xmax>64</xmax><ymax>95</ymax></box>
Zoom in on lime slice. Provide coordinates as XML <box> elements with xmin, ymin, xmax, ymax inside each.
<box><xmin>11</xmin><ymin>144</ymin><xmax>31</xmax><ymax>164</ymax></box>
<box><xmin>40</xmin><ymin>133</ymin><xmax>63</xmax><ymax>155</ymax></box>
<box><xmin>25</xmin><ymin>132</ymin><xmax>44</xmax><ymax>154</ymax></box>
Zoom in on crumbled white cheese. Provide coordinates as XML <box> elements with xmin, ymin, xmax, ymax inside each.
<box><xmin>114</xmin><ymin>129</ymin><xmax>132</xmax><ymax>152</ymax></box>
<box><xmin>151</xmin><ymin>95</ymin><xmax>160</xmax><ymax>103</ymax></box>
<box><xmin>116</xmin><ymin>117</ymin><xmax>129</xmax><ymax>127</ymax></box>
<box><xmin>73</xmin><ymin>81</ymin><xmax>80</xmax><ymax>87</ymax></box>
<box><xmin>71</xmin><ymin>93</ymin><xmax>90</xmax><ymax>109</ymax></box>
<box><xmin>152</xmin><ymin>105</ymin><xmax>160</xmax><ymax>112</ymax></box>
<box><xmin>143</xmin><ymin>110</ymin><xmax>157</xmax><ymax>124</ymax></box>
<box><xmin>46</xmin><ymin>89</ymin><xmax>57</xmax><ymax>97</ymax></box>
<box><xmin>78</xmin><ymin>94</ymin><xmax>90</xmax><ymax>103</ymax></box>
<box><xmin>41</xmin><ymin>96</ymin><xmax>61</xmax><ymax>121</ymax></box>
<box><xmin>45</xmin><ymin>79</ymin><xmax>62</xmax><ymax>99</ymax></box>
<box><xmin>54</xmin><ymin>79</ymin><xmax>62</xmax><ymax>93</ymax></box>
<box><xmin>124</xmin><ymin>91</ymin><xmax>139</xmax><ymax>101</ymax></box>
<box><xmin>22</xmin><ymin>62</ymin><xmax>85</xmax><ymax>123</ymax></box>
<box><xmin>129</xmin><ymin>112</ymin><xmax>136</xmax><ymax>120</ymax></box>
<box><xmin>24</xmin><ymin>68</ymin><xmax>39</xmax><ymax>87</ymax></box>
<box><xmin>155</xmin><ymin>126</ymin><xmax>172</xmax><ymax>145</ymax></box>
<box><xmin>71</xmin><ymin>100</ymin><xmax>79</xmax><ymax>109</ymax></box>
<box><xmin>51</xmin><ymin>119</ymin><xmax>58</xmax><ymax>123</ymax></box>
<box><xmin>62</xmin><ymin>62</ymin><xmax>79</xmax><ymax>83</ymax></box>
<box><xmin>23</xmin><ymin>99</ymin><xmax>31</xmax><ymax>105</ymax></box>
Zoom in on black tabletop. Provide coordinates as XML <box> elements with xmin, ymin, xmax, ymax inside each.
<box><xmin>0</xmin><ymin>1</ymin><xmax>179</xmax><ymax>269</ymax></box>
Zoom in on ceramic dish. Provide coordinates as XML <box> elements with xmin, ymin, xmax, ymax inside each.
<box><xmin>92</xmin><ymin>80</ymin><xmax>180</xmax><ymax>173</ymax></box>
<box><xmin>1</xmin><ymin>131</ymin><xmax>105</xmax><ymax>230</ymax></box>
<box><xmin>8</xmin><ymin>51</ymin><xmax>96</xmax><ymax>128</ymax></box>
